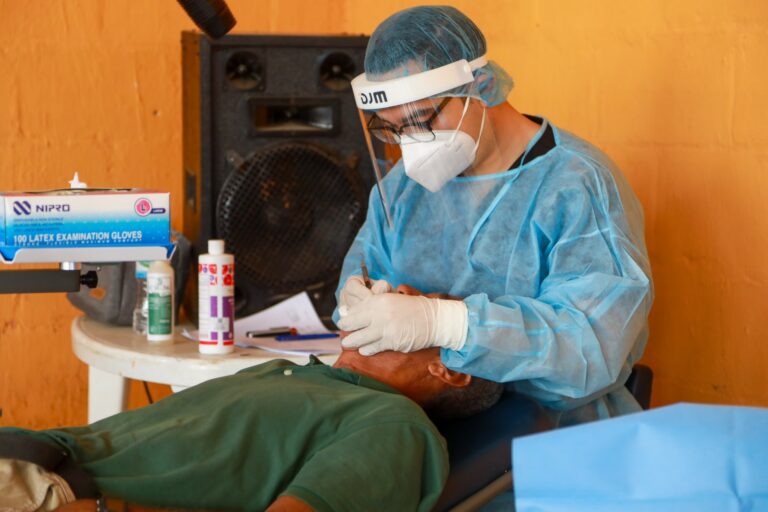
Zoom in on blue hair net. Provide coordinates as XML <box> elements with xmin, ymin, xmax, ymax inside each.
<box><xmin>364</xmin><ymin>5</ymin><xmax>514</xmax><ymax>106</ymax></box>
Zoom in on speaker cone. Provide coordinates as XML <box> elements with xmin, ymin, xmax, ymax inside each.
<box><xmin>225</xmin><ymin>51</ymin><xmax>264</xmax><ymax>91</ymax></box>
<box><xmin>319</xmin><ymin>52</ymin><xmax>357</xmax><ymax>91</ymax></box>
<box><xmin>216</xmin><ymin>142</ymin><xmax>366</xmax><ymax>293</ymax></box>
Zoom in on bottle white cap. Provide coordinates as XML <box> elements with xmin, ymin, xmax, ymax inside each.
<box><xmin>208</xmin><ymin>239</ymin><xmax>225</xmax><ymax>255</ymax></box>
<box><xmin>148</xmin><ymin>259</ymin><xmax>173</xmax><ymax>273</ymax></box>
<box><xmin>68</xmin><ymin>172</ymin><xmax>88</xmax><ymax>189</ymax></box>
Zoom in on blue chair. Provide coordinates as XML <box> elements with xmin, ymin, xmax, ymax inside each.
<box><xmin>435</xmin><ymin>364</ymin><xmax>654</xmax><ymax>511</ymax></box>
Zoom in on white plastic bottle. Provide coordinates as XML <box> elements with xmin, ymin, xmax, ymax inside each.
<box><xmin>198</xmin><ymin>239</ymin><xmax>235</xmax><ymax>355</ymax></box>
<box><xmin>132</xmin><ymin>261</ymin><xmax>151</xmax><ymax>335</ymax></box>
<box><xmin>147</xmin><ymin>260</ymin><xmax>175</xmax><ymax>344</ymax></box>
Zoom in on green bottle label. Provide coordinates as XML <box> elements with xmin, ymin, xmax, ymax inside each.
<box><xmin>148</xmin><ymin>275</ymin><xmax>172</xmax><ymax>335</ymax></box>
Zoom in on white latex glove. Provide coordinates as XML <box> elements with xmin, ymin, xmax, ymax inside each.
<box><xmin>338</xmin><ymin>293</ymin><xmax>468</xmax><ymax>356</ymax></box>
<box><xmin>338</xmin><ymin>275</ymin><xmax>392</xmax><ymax>317</ymax></box>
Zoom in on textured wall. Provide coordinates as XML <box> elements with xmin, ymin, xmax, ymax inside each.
<box><xmin>1</xmin><ymin>0</ymin><xmax>766</xmax><ymax>428</ymax></box>
<box><xmin>0</xmin><ymin>0</ymin><xmax>344</xmax><ymax>428</ymax></box>
<box><xmin>385</xmin><ymin>1</ymin><xmax>767</xmax><ymax>408</ymax></box>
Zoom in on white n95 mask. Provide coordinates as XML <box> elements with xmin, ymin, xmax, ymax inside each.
<box><xmin>401</xmin><ymin>99</ymin><xmax>485</xmax><ymax>192</ymax></box>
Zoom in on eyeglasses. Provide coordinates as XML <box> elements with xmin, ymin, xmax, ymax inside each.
<box><xmin>366</xmin><ymin>97</ymin><xmax>453</xmax><ymax>144</ymax></box>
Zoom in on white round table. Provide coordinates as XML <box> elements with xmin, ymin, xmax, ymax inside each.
<box><xmin>71</xmin><ymin>316</ymin><xmax>338</xmax><ymax>423</ymax></box>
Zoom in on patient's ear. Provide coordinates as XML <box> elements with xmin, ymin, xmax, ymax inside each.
<box><xmin>427</xmin><ymin>361</ymin><xmax>471</xmax><ymax>388</ymax></box>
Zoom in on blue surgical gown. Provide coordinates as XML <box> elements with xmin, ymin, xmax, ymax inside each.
<box><xmin>334</xmin><ymin>118</ymin><xmax>653</xmax><ymax>426</ymax></box>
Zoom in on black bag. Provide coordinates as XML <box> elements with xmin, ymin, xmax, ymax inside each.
<box><xmin>67</xmin><ymin>231</ymin><xmax>191</xmax><ymax>325</ymax></box>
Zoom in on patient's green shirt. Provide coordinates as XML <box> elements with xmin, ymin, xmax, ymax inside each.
<box><xmin>5</xmin><ymin>357</ymin><xmax>448</xmax><ymax>511</ymax></box>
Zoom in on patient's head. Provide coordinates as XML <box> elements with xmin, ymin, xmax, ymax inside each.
<box><xmin>334</xmin><ymin>284</ymin><xmax>503</xmax><ymax>419</ymax></box>
<box><xmin>335</xmin><ymin>347</ymin><xmax>502</xmax><ymax>419</ymax></box>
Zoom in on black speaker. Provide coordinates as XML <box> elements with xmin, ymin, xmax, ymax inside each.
<box><xmin>181</xmin><ymin>32</ymin><xmax>374</xmax><ymax>325</ymax></box>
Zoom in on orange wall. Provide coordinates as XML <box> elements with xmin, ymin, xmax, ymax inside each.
<box><xmin>1</xmin><ymin>1</ymin><xmax>766</xmax><ymax>428</ymax></box>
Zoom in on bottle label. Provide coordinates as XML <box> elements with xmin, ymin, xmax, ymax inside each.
<box><xmin>148</xmin><ymin>274</ymin><xmax>173</xmax><ymax>335</ymax></box>
<box><xmin>198</xmin><ymin>260</ymin><xmax>235</xmax><ymax>345</ymax></box>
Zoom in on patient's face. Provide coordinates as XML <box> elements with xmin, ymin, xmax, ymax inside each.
<box><xmin>334</xmin><ymin>345</ymin><xmax>442</xmax><ymax>387</ymax></box>
<box><xmin>333</xmin><ymin>283</ymin><xmax>465</xmax><ymax>402</ymax></box>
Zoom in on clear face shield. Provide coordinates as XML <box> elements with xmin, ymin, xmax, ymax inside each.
<box><xmin>352</xmin><ymin>57</ymin><xmax>492</xmax><ymax>227</ymax></box>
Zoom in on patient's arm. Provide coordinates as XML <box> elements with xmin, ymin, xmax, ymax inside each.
<box><xmin>266</xmin><ymin>495</ymin><xmax>314</xmax><ymax>512</ymax></box>
<box><xmin>56</xmin><ymin>500</ymin><xmax>200</xmax><ymax>511</ymax></box>
<box><xmin>56</xmin><ymin>495</ymin><xmax>314</xmax><ymax>511</ymax></box>
<box><xmin>55</xmin><ymin>500</ymin><xmax>97</xmax><ymax>511</ymax></box>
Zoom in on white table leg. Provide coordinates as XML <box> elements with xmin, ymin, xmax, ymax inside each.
<box><xmin>88</xmin><ymin>366</ymin><xmax>128</xmax><ymax>423</ymax></box>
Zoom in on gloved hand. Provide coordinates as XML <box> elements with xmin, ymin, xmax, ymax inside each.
<box><xmin>338</xmin><ymin>275</ymin><xmax>392</xmax><ymax>317</ymax></box>
<box><xmin>337</xmin><ymin>293</ymin><xmax>468</xmax><ymax>356</ymax></box>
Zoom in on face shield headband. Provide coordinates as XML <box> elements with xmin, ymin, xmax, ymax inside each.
<box><xmin>351</xmin><ymin>55</ymin><xmax>488</xmax><ymax>110</ymax></box>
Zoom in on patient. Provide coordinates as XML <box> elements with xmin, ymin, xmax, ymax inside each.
<box><xmin>0</xmin><ymin>304</ymin><xmax>502</xmax><ymax>511</ymax></box>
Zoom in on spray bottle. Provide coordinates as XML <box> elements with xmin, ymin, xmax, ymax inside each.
<box><xmin>198</xmin><ymin>239</ymin><xmax>235</xmax><ymax>354</ymax></box>
<box><xmin>147</xmin><ymin>260</ymin><xmax>175</xmax><ymax>344</ymax></box>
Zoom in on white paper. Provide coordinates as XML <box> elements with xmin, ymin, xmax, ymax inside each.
<box><xmin>182</xmin><ymin>291</ymin><xmax>341</xmax><ymax>357</ymax></box>
<box><xmin>234</xmin><ymin>291</ymin><xmax>331</xmax><ymax>335</ymax></box>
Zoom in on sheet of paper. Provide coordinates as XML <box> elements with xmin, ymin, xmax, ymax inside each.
<box><xmin>234</xmin><ymin>291</ymin><xmax>331</xmax><ymax>335</ymax></box>
<box><xmin>182</xmin><ymin>291</ymin><xmax>341</xmax><ymax>357</ymax></box>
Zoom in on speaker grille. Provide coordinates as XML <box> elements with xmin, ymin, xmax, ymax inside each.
<box><xmin>216</xmin><ymin>142</ymin><xmax>366</xmax><ymax>292</ymax></box>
